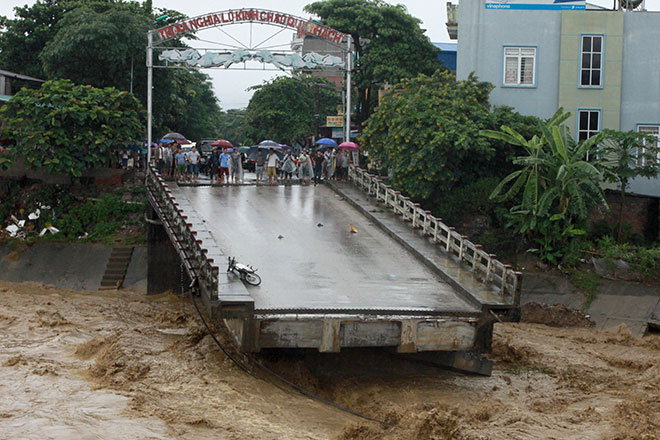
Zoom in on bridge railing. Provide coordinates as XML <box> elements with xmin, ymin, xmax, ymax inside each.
<box><xmin>348</xmin><ymin>166</ymin><xmax>521</xmax><ymax>303</ymax></box>
<box><xmin>145</xmin><ymin>166</ymin><xmax>220</xmax><ymax>302</ymax></box>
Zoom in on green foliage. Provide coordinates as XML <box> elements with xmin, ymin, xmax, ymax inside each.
<box><xmin>40</xmin><ymin>6</ymin><xmax>151</xmax><ymax>91</ymax></box>
<box><xmin>218</xmin><ymin>109</ymin><xmax>252</xmax><ymax>146</ymax></box>
<box><xmin>245</xmin><ymin>76</ymin><xmax>341</xmax><ymax>147</ymax></box>
<box><xmin>55</xmin><ymin>194</ymin><xmax>145</xmax><ymax>241</ymax></box>
<box><xmin>481</xmin><ymin>108</ymin><xmax>608</xmax><ymax>264</ymax></box>
<box><xmin>568</xmin><ymin>269</ymin><xmax>600</xmax><ymax>311</ymax></box>
<box><xmin>594</xmin><ymin>236</ymin><xmax>660</xmax><ymax>278</ymax></box>
<box><xmin>0</xmin><ymin>79</ymin><xmax>143</xmax><ymax>178</ymax></box>
<box><xmin>0</xmin><ymin>0</ymin><xmax>221</xmax><ymax>139</ymax></box>
<box><xmin>361</xmin><ymin>70</ymin><xmax>540</xmax><ymax>202</ymax></box>
<box><xmin>433</xmin><ymin>177</ymin><xmax>502</xmax><ymax>226</ymax></box>
<box><xmin>597</xmin><ymin>129</ymin><xmax>660</xmax><ymax>242</ymax></box>
<box><xmin>305</xmin><ymin>0</ymin><xmax>443</xmax><ymax>123</ymax></box>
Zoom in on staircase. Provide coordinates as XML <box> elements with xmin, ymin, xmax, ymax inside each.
<box><xmin>99</xmin><ymin>246</ymin><xmax>134</xmax><ymax>290</ymax></box>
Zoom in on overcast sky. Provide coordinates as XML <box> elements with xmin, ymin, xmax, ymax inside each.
<box><xmin>1</xmin><ymin>0</ymin><xmax>658</xmax><ymax>108</ymax></box>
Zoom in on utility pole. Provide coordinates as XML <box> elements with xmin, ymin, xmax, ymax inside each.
<box><xmin>146</xmin><ymin>30</ymin><xmax>153</xmax><ymax>167</ymax></box>
<box><xmin>345</xmin><ymin>34</ymin><xmax>352</xmax><ymax>144</ymax></box>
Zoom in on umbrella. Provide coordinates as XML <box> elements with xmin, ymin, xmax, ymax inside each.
<box><xmin>238</xmin><ymin>146</ymin><xmax>250</xmax><ymax>154</ymax></box>
<box><xmin>162</xmin><ymin>132</ymin><xmax>191</xmax><ymax>144</ymax></box>
<box><xmin>337</xmin><ymin>142</ymin><xmax>360</xmax><ymax>151</ymax></box>
<box><xmin>157</xmin><ymin>138</ymin><xmax>175</xmax><ymax>144</ymax></box>
<box><xmin>315</xmin><ymin>138</ymin><xmax>338</xmax><ymax>147</ymax></box>
<box><xmin>212</xmin><ymin>139</ymin><xmax>233</xmax><ymax>147</ymax></box>
<box><xmin>279</xmin><ymin>144</ymin><xmax>292</xmax><ymax>150</ymax></box>
<box><xmin>259</xmin><ymin>140</ymin><xmax>280</xmax><ymax>147</ymax></box>
<box><xmin>247</xmin><ymin>145</ymin><xmax>283</xmax><ymax>160</ymax></box>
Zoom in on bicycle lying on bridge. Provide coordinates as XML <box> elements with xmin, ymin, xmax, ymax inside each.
<box><xmin>227</xmin><ymin>257</ymin><xmax>261</xmax><ymax>286</ymax></box>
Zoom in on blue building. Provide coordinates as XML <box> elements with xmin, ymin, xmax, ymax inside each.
<box><xmin>456</xmin><ymin>0</ymin><xmax>660</xmax><ymax>200</ymax></box>
<box><xmin>434</xmin><ymin>42</ymin><xmax>457</xmax><ymax>72</ymax></box>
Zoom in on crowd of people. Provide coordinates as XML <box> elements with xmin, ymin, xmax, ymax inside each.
<box><xmin>152</xmin><ymin>142</ymin><xmax>353</xmax><ymax>186</ymax></box>
<box><xmin>154</xmin><ymin>142</ymin><xmax>203</xmax><ymax>184</ymax></box>
<box><xmin>249</xmin><ymin>147</ymin><xmax>351</xmax><ymax>186</ymax></box>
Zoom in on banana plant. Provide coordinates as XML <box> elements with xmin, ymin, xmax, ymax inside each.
<box><xmin>480</xmin><ymin>108</ymin><xmax>607</xmax><ymax>264</ymax></box>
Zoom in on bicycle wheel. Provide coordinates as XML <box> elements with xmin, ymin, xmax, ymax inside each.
<box><xmin>243</xmin><ymin>272</ymin><xmax>261</xmax><ymax>286</ymax></box>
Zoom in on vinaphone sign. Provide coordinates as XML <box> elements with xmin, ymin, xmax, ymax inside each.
<box><xmin>155</xmin><ymin>8</ymin><xmax>345</xmax><ymax>44</ymax></box>
<box><xmin>485</xmin><ymin>0</ymin><xmax>585</xmax><ymax>9</ymax></box>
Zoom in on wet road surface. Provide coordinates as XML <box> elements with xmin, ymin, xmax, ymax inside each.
<box><xmin>178</xmin><ymin>185</ymin><xmax>478</xmax><ymax>314</ymax></box>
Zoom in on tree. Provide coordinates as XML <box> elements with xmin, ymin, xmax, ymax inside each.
<box><xmin>245</xmin><ymin>76</ymin><xmax>341</xmax><ymax>147</ymax></box>
<box><xmin>0</xmin><ymin>0</ymin><xmax>221</xmax><ymax>139</ymax></box>
<box><xmin>40</xmin><ymin>6</ymin><xmax>151</xmax><ymax>92</ymax></box>
<box><xmin>481</xmin><ymin>109</ymin><xmax>607</xmax><ymax>264</ymax></box>
<box><xmin>0</xmin><ymin>79</ymin><xmax>143</xmax><ymax>178</ymax></box>
<box><xmin>360</xmin><ymin>70</ymin><xmax>539</xmax><ymax>200</ymax></box>
<box><xmin>218</xmin><ymin>109</ymin><xmax>252</xmax><ymax>146</ymax></box>
<box><xmin>304</xmin><ymin>0</ymin><xmax>442</xmax><ymax>123</ymax></box>
<box><xmin>0</xmin><ymin>0</ymin><xmax>150</xmax><ymax>80</ymax></box>
<box><xmin>598</xmin><ymin>129</ymin><xmax>660</xmax><ymax>242</ymax></box>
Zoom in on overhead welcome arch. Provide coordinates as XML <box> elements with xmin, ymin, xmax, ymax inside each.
<box><xmin>146</xmin><ymin>8</ymin><xmax>353</xmax><ymax>161</ymax></box>
<box><xmin>154</xmin><ymin>9</ymin><xmax>346</xmax><ymax>44</ymax></box>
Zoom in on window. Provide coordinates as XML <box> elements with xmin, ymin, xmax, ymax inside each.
<box><xmin>637</xmin><ymin>125</ymin><xmax>660</xmax><ymax>166</ymax></box>
<box><xmin>580</xmin><ymin>35</ymin><xmax>603</xmax><ymax>87</ymax></box>
<box><xmin>578</xmin><ymin>110</ymin><xmax>600</xmax><ymax>160</ymax></box>
<box><xmin>503</xmin><ymin>47</ymin><xmax>536</xmax><ymax>86</ymax></box>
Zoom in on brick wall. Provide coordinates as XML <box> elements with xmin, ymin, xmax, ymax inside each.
<box><xmin>592</xmin><ymin>191</ymin><xmax>660</xmax><ymax>242</ymax></box>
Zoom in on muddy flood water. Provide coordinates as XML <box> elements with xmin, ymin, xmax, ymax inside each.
<box><xmin>1</xmin><ymin>280</ymin><xmax>658</xmax><ymax>439</ymax></box>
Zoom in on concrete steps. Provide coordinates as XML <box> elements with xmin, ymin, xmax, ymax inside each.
<box><xmin>99</xmin><ymin>246</ymin><xmax>134</xmax><ymax>290</ymax></box>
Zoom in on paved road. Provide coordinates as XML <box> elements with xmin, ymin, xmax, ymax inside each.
<box><xmin>179</xmin><ymin>185</ymin><xmax>479</xmax><ymax>314</ymax></box>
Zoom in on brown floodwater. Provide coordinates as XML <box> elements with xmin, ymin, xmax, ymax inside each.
<box><xmin>1</xmin><ymin>280</ymin><xmax>658</xmax><ymax>439</ymax></box>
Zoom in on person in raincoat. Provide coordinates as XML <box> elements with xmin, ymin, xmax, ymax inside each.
<box><xmin>228</xmin><ymin>148</ymin><xmax>243</xmax><ymax>184</ymax></box>
<box><xmin>281</xmin><ymin>151</ymin><xmax>296</xmax><ymax>185</ymax></box>
<box><xmin>298</xmin><ymin>150</ymin><xmax>312</xmax><ymax>185</ymax></box>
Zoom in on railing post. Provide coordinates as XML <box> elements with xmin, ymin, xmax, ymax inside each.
<box><xmin>458</xmin><ymin>235</ymin><xmax>468</xmax><ymax>262</ymax></box>
<box><xmin>446</xmin><ymin>227</ymin><xmax>455</xmax><ymax>252</ymax></box>
<box><xmin>486</xmin><ymin>254</ymin><xmax>496</xmax><ymax>282</ymax></box>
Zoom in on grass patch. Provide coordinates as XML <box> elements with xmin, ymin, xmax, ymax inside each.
<box><xmin>568</xmin><ymin>269</ymin><xmax>600</xmax><ymax>311</ymax></box>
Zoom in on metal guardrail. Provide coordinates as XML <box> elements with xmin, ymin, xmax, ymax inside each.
<box><xmin>146</xmin><ymin>166</ymin><xmax>219</xmax><ymax>294</ymax></box>
<box><xmin>145</xmin><ymin>166</ymin><xmax>255</xmax><ymax>318</ymax></box>
<box><xmin>348</xmin><ymin>166</ymin><xmax>522</xmax><ymax>304</ymax></box>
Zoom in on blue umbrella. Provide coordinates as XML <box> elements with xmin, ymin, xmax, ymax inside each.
<box><xmin>315</xmin><ymin>138</ymin><xmax>338</xmax><ymax>147</ymax></box>
<box><xmin>259</xmin><ymin>140</ymin><xmax>280</xmax><ymax>147</ymax></box>
<box><xmin>157</xmin><ymin>138</ymin><xmax>175</xmax><ymax>144</ymax></box>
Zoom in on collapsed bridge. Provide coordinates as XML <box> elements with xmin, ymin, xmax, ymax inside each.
<box><xmin>145</xmin><ymin>166</ymin><xmax>521</xmax><ymax>375</ymax></box>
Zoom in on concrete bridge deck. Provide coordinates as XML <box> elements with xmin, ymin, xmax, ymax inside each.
<box><xmin>146</xmin><ymin>166</ymin><xmax>520</xmax><ymax>372</ymax></box>
<box><xmin>177</xmin><ymin>185</ymin><xmax>479</xmax><ymax>316</ymax></box>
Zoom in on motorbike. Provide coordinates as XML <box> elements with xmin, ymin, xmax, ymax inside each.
<box><xmin>227</xmin><ymin>256</ymin><xmax>261</xmax><ymax>286</ymax></box>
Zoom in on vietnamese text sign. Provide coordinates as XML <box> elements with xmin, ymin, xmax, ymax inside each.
<box><xmin>156</xmin><ymin>9</ymin><xmax>345</xmax><ymax>44</ymax></box>
<box><xmin>485</xmin><ymin>0</ymin><xmax>585</xmax><ymax>10</ymax></box>
<box><xmin>326</xmin><ymin>116</ymin><xmax>344</xmax><ymax>127</ymax></box>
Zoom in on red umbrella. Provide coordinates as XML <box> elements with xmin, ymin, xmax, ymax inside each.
<box><xmin>212</xmin><ymin>139</ymin><xmax>233</xmax><ymax>147</ymax></box>
<box><xmin>337</xmin><ymin>142</ymin><xmax>360</xmax><ymax>151</ymax></box>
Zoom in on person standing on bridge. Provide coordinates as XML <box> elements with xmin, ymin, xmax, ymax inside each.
<box><xmin>313</xmin><ymin>150</ymin><xmax>325</xmax><ymax>185</ymax></box>
<box><xmin>229</xmin><ymin>148</ymin><xmax>243</xmax><ymax>184</ymax></box>
<box><xmin>255</xmin><ymin>150</ymin><xmax>266</xmax><ymax>185</ymax></box>
<box><xmin>209</xmin><ymin>148</ymin><xmax>220</xmax><ymax>184</ymax></box>
<box><xmin>219</xmin><ymin>148</ymin><xmax>229</xmax><ymax>184</ymax></box>
<box><xmin>174</xmin><ymin>147</ymin><xmax>186</xmax><ymax>183</ymax></box>
<box><xmin>281</xmin><ymin>151</ymin><xmax>296</xmax><ymax>185</ymax></box>
<box><xmin>298</xmin><ymin>150</ymin><xmax>311</xmax><ymax>185</ymax></box>
<box><xmin>187</xmin><ymin>146</ymin><xmax>201</xmax><ymax>184</ymax></box>
<box><xmin>266</xmin><ymin>148</ymin><xmax>279</xmax><ymax>185</ymax></box>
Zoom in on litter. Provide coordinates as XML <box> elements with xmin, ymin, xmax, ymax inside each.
<box><xmin>350</xmin><ymin>224</ymin><xmax>358</xmax><ymax>233</ymax></box>
<box><xmin>6</xmin><ymin>224</ymin><xmax>19</xmax><ymax>237</ymax></box>
<box><xmin>28</xmin><ymin>209</ymin><xmax>40</xmax><ymax>220</ymax></box>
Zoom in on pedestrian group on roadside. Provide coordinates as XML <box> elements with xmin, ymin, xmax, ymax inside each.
<box><xmin>154</xmin><ymin>142</ymin><xmax>352</xmax><ymax>186</ymax></box>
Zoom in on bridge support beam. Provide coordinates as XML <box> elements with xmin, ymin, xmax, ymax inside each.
<box><xmin>405</xmin><ymin>351</ymin><xmax>493</xmax><ymax>376</ymax></box>
<box><xmin>147</xmin><ymin>205</ymin><xmax>190</xmax><ymax>294</ymax></box>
